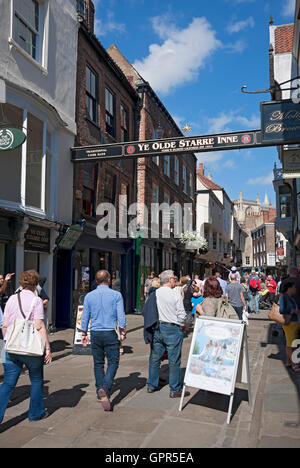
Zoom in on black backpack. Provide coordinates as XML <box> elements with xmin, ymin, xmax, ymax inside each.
<box><xmin>183</xmin><ymin>280</ymin><xmax>194</xmax><ymax>312</ymax></box>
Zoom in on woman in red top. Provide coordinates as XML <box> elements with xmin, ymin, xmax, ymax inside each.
<box><xmin>266</xmin><ymin>275</ymin><xmax>277</xmax><ymax>304</ymax></box>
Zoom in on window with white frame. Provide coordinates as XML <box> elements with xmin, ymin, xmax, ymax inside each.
<box><xmin>105</xmin><ymin>88</ymin><xmax>115</xmax><ymax>137</ymax></box>
<box><xmin>86</xmin><ymin>64</ymin><xmax>98</xmax><ymax>124</ymax></box>
<box><xmin>12</xmin><ymin>0</ymin><xmax>48</xmax><ymax>67</ymax></box>
<box><xmin>13</xmin><ymin>0</ymin><xmax>40</xmax><ymax>60</ymax></box>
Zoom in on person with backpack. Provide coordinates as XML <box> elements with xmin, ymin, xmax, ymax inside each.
<box><xmin>181</xmin><ymin>277</ymin><xmax>196</xmax><ymax>336</ymax></box>
<box><xmin>248</xmin><ymin>270</ymin><xmax>261</xmax><ymax>314</ymax></box>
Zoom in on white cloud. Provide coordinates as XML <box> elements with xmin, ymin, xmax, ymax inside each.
<box><xmin>223</xmin><ymin>158</ymin><xmax>236</xmax><ymax>169</ymax></box>
<box><xmin>227</xmin><ymin>17</ymin><xmax>255</xmax><ymax>34</ymax></box>
<box><xmin>133</xmin><ymin>17</ymin><xmax>221</xmax><ymax>95</ymax></box>
<box><xmin>246</xmin><ymin>172</ymin><xmax>274</xmax><ymax>186</ymax></box>
<box><xmin>282</xmin><ymin>0</ymin><xmax>295</xmax><ymax>17</ymax></box>
<box><xmin>197</xmin><ymin>151</ymin><xmax>224</xmax><ymax>165</ymax></box>
<box><xmin>207</xmin><ymin>110</ymin><xmax>260</xmax><ymax>134</ymax></box>
<box><xmin>95</xmin><ymin>12</ymin><xmax>126</xmax><ymax>37</ymax></box>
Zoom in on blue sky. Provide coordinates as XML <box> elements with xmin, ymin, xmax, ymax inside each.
<box><xmin>93</xmin><ymin>0</ymin><xmax>296</xmax><ymax>204</ymax></box>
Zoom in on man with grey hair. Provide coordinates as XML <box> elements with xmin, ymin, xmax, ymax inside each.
<box><xmin>147</xmin><ymin>270</ymin><xmax>189</xmax><ymax>398</ymax></box>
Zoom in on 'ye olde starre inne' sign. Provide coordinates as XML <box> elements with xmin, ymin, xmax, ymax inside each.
<box><xmin>0</xmin><ymin>127</ymin><xmax>26</xmax><ymax>151</ymax></box>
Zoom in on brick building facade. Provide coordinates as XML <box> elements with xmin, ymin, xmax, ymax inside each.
<box><xmin>71</xmin><ymin>0</ymin><xmax>141</xmax><ymax>316</ymax></box>
<box><xmin>107</xmin><ymin>44</ymin><xmax>197</xmax><ymax>289</ymax></box>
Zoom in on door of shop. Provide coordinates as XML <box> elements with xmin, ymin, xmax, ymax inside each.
<box><xmin>55</xmin><ymin>249</ymin><xmax>72</xmax><ymax>328</ymax></box>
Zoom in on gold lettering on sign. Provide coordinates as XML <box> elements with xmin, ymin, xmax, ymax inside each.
<box><xmin>266</xmin><ymin>124</ymin><xmax>300</xmax><ymax>133</ymax></box>
<box><xmin>270</xmin><ymin>110</ymin><xmax>300</xmax><ymax>122</ymax></box>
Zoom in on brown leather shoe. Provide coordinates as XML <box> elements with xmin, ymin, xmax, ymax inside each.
<box><xmin>169</xmin><ymin>390</ymin><xmax>190</xmax><ymax>398</ymax></box>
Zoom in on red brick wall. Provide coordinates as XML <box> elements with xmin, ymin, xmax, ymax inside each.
<box><xmin>74</xmin><ymin>27</ymin><xmax>139</xmax><ymax>226</ymax></box>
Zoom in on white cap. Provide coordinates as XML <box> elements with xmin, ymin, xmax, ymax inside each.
<box><xmin>231</xmin><ymin>266</ymin><xmax>237</xmax><ymax>271</ymax></box>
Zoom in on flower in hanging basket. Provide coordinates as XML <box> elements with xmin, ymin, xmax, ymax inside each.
<box><xmin>179</xmin><ymin>232</ymin><xmax>208</xmax><ymax>250</ymax></box>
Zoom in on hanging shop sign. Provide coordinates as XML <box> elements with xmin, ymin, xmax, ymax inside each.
<box><xmin>57</xmin><ymin>224</ymin><xmax>83</xmax><ymax>250</ymax></box>
<box><xmin>282</xmin><ymin>149</ymin><xmax>300</xmax><ymax>178</ymax></box>
<box><xmin>24</xmin><ymin>225</ymin><xmax>50</xmax><ymax>253</ymax></box>
<box><xmin>261</xmin><ymin>100</ymin><xmax>300</xmax><ymax>145</ymax></box>
<box><xmin>71</xmin><ymin>130</ymin><xmax>260</xmax><ymax>162</ymax></box>
<box><xmin>0</xmin><ymin>127</ymin><xmax>26</xmax><ymax>151</ymax></box>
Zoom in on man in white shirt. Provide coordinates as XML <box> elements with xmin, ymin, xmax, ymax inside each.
<box><xmin>147</xmin><ymin>270</ymin><xmax>189</xmax><ymax>398</ymax></box>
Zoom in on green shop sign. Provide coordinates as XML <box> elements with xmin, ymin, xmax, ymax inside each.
<box><xmin>0</xmin><ymin>127</ymin><xmax>26</xmax><ymax>151</ymax></box>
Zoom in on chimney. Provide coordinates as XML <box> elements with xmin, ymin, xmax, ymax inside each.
<box><xmin>197</xmin><ymin>163</ymin><xmax>204</xmax><ymax>177</ymax></box>
<box><xmin>87</xmin><ymin>0</ymin><xmax>95</xmax><ymax>33</ymax></box>
<box><xmin>207</xmin><ymin>172</ymin><xmax>212</xmax><ymax>181</ymax></box>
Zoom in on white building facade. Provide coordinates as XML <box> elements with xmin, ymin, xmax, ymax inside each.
<box><xmin>0</xmin><ymin>0</ymin><xmax>77</xmax><ymax>326</ymax></box>
<box><xmin>195</xmin><ymin>165</ymin><xmax>247</xmax><ymax>277</ymax></box>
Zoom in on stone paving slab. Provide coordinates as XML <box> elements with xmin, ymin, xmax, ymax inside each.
<box><xmin>1</xmin><ymin>312</ymin><xmax>300</xmax><ymax>448</ymax></box>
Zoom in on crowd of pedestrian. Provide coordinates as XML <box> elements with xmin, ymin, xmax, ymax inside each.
<box><xmin>1</xmin><ymin>263</ymin><xmax>300</xmax><ymax>426</ymax></box>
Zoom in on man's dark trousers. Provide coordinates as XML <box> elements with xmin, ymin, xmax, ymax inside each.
<box><xmin>90</xmin><ymin>330</ymin><xmax>120</xmax><ymax>398</ymax></box>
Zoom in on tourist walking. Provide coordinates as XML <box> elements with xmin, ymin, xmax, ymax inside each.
<box><xmin>147</xmin><ymin>270</ymin><xmax>188</xmax><ymax>398</ymax></box>
<box><xmin>248</xmin><ymin>269</ymin><xmax>261</xmax><ymax>314</ymax></box>
<box><xmin>266</xmin><ymin>275</ymin><xmax>277</xmax><ymax>305</ymax></box>
<box><xmin>228</xmin><ymin>266</ymin><xmax>241</xmax><ymax>283</ymax></box>
<box><xmin>279</xmin><ymin>280</ymin><xmax>300</xmax><ymax>372</ymax></box>
<box><xmin>80</xmin><ymin>270</ymin><xmax>127</xmax><ymax>411</ymax></box>
<box><xmin>0</xmin><ymin>270</ymin><xmax>51</xmax><ymax>424</ymax></box>
<box><xmin>215</xmin><ymin>272</ymin><xmax>227</xmax><ymax>295</ymax></box>
<box><xmin>196</xmin><ymin>276</ymin><xmax>223</xmax><ymax>317</ymax></box>
<box><xmin>225</xmin><ymin>273</ymin><xmax>247</xmax><ymax>320</ymax></box>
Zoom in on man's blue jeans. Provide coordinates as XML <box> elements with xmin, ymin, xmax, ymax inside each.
<box><xmin>90</xmin><ymin>330</ymin><xmax>120</xmax><ymax>398</ymax></box>
<box><xmin>249</xmin><ymin>293</ymin><xmax>259</xmax><ymax>314</ymax></box>
<box><xmin>148</xmin><ymin>323</ymin><xmax>184</xmax><ymax>393</ymax></box>
<box><xmin>0</xmin><ymin>349</ymin><xmax>45</xmax><ymax>423</ymax></box>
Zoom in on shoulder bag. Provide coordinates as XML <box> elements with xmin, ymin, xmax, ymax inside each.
<box><xmin>268</xmin><ymin>301</ymin><xmax>286</xmax><ymax>325</ymax></box>
<box><xmin>5</xmin><ymin>292</ymin><xmax>45</xmax><ymax>357</ymax></box>
<box><xmin>216</xmin><ymin>296</ymin><xmax>238</xmax><ymax>320</ymax></box>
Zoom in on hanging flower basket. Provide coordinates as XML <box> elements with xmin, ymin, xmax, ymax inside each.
<box><xmin>179</xmin><ymin>232</ymin><xmax>208</xmax><ymax>251</ymax></box>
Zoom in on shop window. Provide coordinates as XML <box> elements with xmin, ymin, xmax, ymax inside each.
<box><xmin>279</xmin><ymin>185</ymin><xmax>291</xmax><ymax>218</ymax></box>
<box><xmin>24</xmin><ymin>251</ymin><xmax>39</xmax><ymax>271</ymax></box>
<box><xmin>26</xmin><ymin>112</ymin><xmax>43</xmax><ymax>208</ymax></box>
<box><xmin>213</xmin><ymin>232</ymin><xmax>217</xmax><ymax>250</ymax></box>
<box><xmin>86</xmin><ymin>64</ymin><xmax>98</xmax><ymax>123</ymax></box>
<box><xmin>0</xmin><ymin>103</ymin><xmax>22</xmax><ymax>203</ymax></box>
<box><xmin>105</xmin><ymin>88</ymin><xmax>115</xmax><ymax>137</ymax></box>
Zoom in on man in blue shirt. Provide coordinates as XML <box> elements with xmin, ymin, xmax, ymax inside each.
<box><xmin>80</xmin><ymin>270</ymin><xmax>127</xmax><ymax>411</ymax></box>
